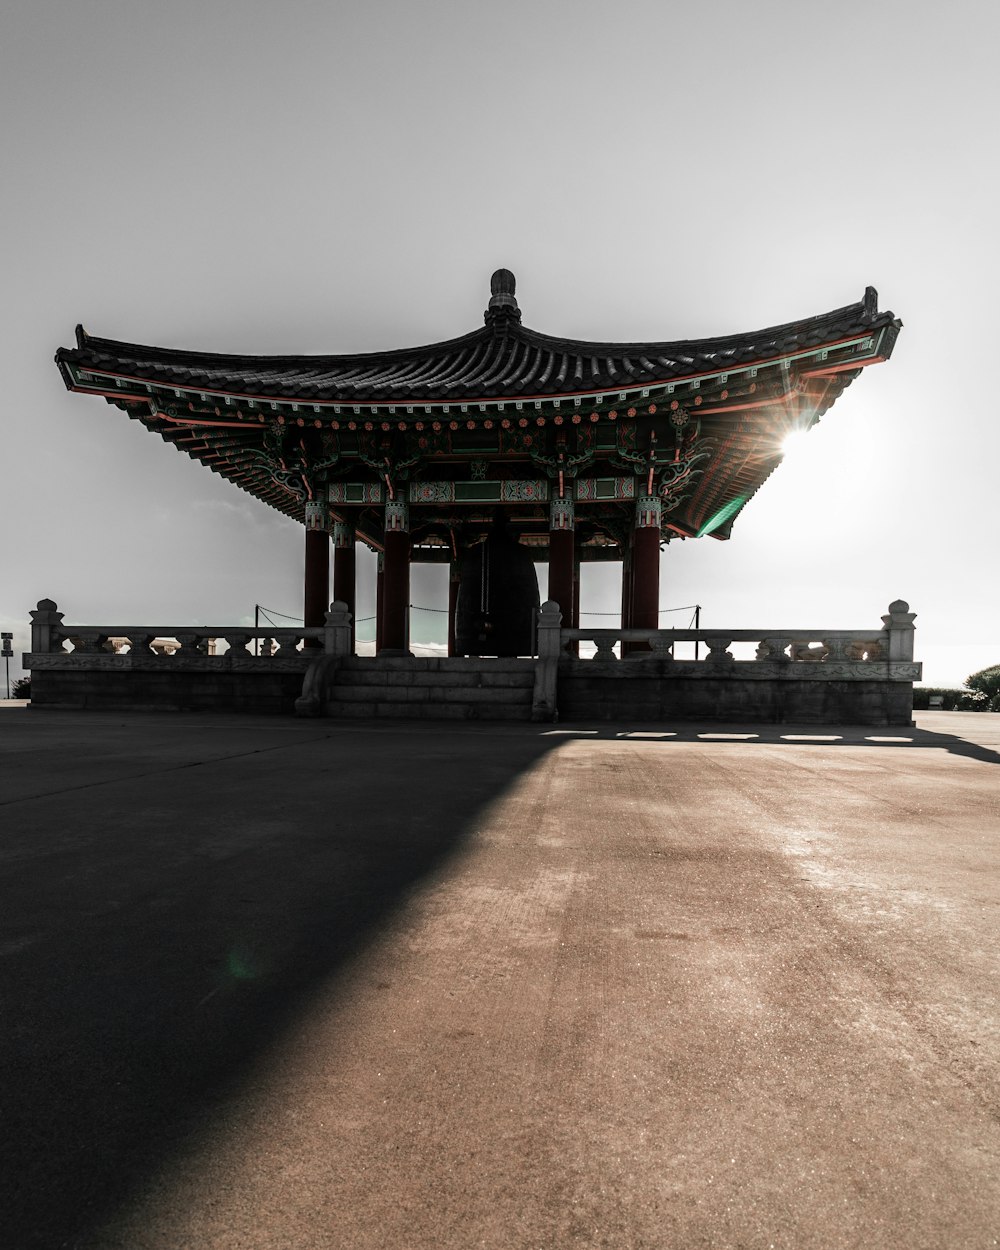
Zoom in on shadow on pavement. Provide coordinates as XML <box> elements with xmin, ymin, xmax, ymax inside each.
<box><xmin>0</xmin><ymin>722</ymin><xmax>559</xmax><ymax>1249</ymax></box>
<box><xmin>546</xmin><ymin>722</ymin><xmax>1000</xmax><ymax>767</ymax></box>
<box><xmin>1</xmin><ymin>710</ymin><xmax>995</xmax><ymax>1246</ymax></box>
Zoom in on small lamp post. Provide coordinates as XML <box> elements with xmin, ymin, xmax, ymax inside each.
<box><xmin>1</xmin><ymin>632</ymin><xmax>12</xmax><ymax>699</ymax></box>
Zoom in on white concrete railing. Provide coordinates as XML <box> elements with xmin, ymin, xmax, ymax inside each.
<box><xmin>530</xmin><ymin>600</ymin><xmax>919</xmax><ymax>720</ymax></box>
<box><xmin>542</xmin><ymin>600</ymin><xmax>916</xmax><ymax>663</ymax></box>
<box><xmin>28</xmin><ymin>597</ymin><xmax>917</xmax><ymax>668</ymax></box>
<box><xmin>25</xmin><ymin>599</ymin><xmax>355</xmax><ymax>666</ymax></box>
<box><xmin>25</xmin><ymin>597</ymin><xmax>919</xmax><ymax>724</ymax></box>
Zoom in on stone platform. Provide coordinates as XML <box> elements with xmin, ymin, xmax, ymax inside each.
<box><xmin>0</xmin><ymin>708</ymin><xmax>997</xmax><ymax>1249</ymax></box>
<box><xmin>24</xmin><ymin>599</ymin><xmax>921</xmax><ymax>725</ymax></box>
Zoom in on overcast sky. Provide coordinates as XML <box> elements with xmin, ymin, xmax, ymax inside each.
<box><xmin>2</xmin><ymin>0</ymin><xmax>997</xmax><ymax>686</ymax></box>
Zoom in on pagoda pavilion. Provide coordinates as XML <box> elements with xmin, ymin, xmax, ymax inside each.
<box><xmin>55</xmin><ymin>271</ymin><xmax>901</xmax><ymax>657</ymax></box>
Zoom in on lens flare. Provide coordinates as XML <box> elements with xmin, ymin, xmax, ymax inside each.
<box><xmin>780</xmin><ymin>430</ymin><xmax>812</xmax><ymax>459</ymax></box>
<box><xmin>227</xmin><ymin>948</ymin><xmax>259</xmax><ymax>981</ymax></box>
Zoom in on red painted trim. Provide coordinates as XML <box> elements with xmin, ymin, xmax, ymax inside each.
<box><xmin>694</xmin><ymin>396</ymin><xmax>786</xmax><ymax>416</ymax></box>
<box><xmin>153</xmin><ymin>412</ymin><xmax>253</xmax><ymax>429</ymax></box>
<box><xmin>68</xmin><ymin>388</ymin><xmax>142</xmax><ymax>402</ymax></box>
<box><xmin>800</xmin><ymin>356</ymin><xmax>885</xmax><ymax>378</ymax></box>
<box><xmin>65</xmin><ymin>387</ymin><xmax>255</xmax><ymax>429</ymax></box>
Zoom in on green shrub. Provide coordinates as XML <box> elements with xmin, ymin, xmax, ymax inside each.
<box><xmin>11</xmin><ymin>676</ymin><xmax>30</xmax><ymax>699</ymax></box>
<box><xmin>912</xmin><ymin>687</ymin><xmax>965</xmax><ymax>710</ymax></box>
<box><xmin>957</xmin><ymin>690</ymin><xmax>990</xmax><ymax>710</ymax></box>
<box><xmin>915</xmin><ymin>674</ymin><xmax>1000</xmax><ymax>711</ymax></box>
<box><xmin>966</xmin><ymin>665</ymin><xmax>1000</xmax><ymax>701</ymax></box>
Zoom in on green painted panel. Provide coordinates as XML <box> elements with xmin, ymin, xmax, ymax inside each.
<box><xmin>455</xmin><ymin>481</ymin><xmax>502</xmax><ymax>502</ymax></box>
<box><xmin>697</xmin><ymin>494</ymin><xmax>748</xmax><ymax>537</ymax></box>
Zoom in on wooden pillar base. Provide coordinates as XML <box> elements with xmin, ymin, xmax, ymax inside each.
<box><xmin>621</xmin><ymin>552</ymin><xmax>633</xmax><ymax>631</ymax></box>
<box><xmin>547</xmin><ymin>528</ymin><xmax>575</xmax><ymax>635</ymax></box>
<box><xmin>303</xmin><ymin>527</ymin><xmax>330</xmax><ymax>646</ymax></box>
<box><xmin>630</xmin><ymin>524</ymin><xmax>661</xmax><ymax>636</ymax></box>
<box><xmin>375</xmin><ymin>554</ymin><xmax>385</xmax><ymax>653</ymax></box>
<box><xmin>447</xmin><ymin>564</ymin><xmax>460</xmax><ymax>657</ymax></box>
<box><xmin>567</xmin><ymin>554</ymin><xmax>581</xmax><ymax>656</ymax></box>
<box><xmin>620</xmin><ymin>548</ymin><xmax>638</xmax><ymax>657</ymax></box>
<box><xmin>380</xmin><ymin>529</ymin><xmax>411</xmax><ymax>655</ymax></box>
<box><xmin>332</xmin><ymin>523</ymin><xmax>356</xmax><ymax>652</ymax></box>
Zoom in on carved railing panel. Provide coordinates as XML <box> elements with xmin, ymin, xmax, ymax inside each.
<box><xmin>755</xmin><ymin>637</ymin><xmax>791</xmax><ymax>661</ymax></box>
<box><xmin>25</xmin><ymin>601</ymin><xmax>358</xmax><ymax>668</ymax></box>
<box><xmin>549</xmin><ymin>604</ymin><xmax>918</xmax><ymax>682</ymax></box>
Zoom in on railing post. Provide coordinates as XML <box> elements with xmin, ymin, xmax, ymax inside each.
<box><xmin>757</xmin><ymin>637</ymin><xmax>791</xmax><ymax>662</ymax></box>
<box><xmin>531</xmin><ymin>600</ymin><xmax>562</xmax><ymax>722</ymax></box>
<box><xmin>324</xmin><ymin>601</ymin><xmax>353</xmax><ymax>657</ymax></box>
<box><xmin>174</xmin><ymin>631</ymin><xmax>207</xmax><ymax>655</ymax></box>
<box><xmin>29</xmin><ymin>599</ymin><xmax>63</xmax><ymax>654</ymax></box>
<box><xmin>593</xmin><ymin>633</ymin><xmax>617</xmax><ymax>661</ymax></box>
<box><xmin>297</xmin><ymin>602</ymin><xmax>352</xmax><ymax>718</ymax></box>
<box><xmin>882</xmin><ymin>600</ymin><xmax>916</xmax><ymax>662</ymax></box>
<box><xmin>705</xmin><ymin>636</ymin><xmax>734</xmax><ymax>664</ymax></box>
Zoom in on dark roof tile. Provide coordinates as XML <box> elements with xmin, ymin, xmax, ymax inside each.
<box><xmin>56</xmin><ymin>276</ymin><xmax>899</xmax><ymax>405</ymax></box>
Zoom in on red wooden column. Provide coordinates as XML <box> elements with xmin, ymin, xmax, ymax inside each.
<box><xmin>375</xmin><ymin>553</ymin><xmax>385</xmax><ymax>653</ymax></box>
<box><xmin>547</xmin><ymin>498</ymin><xmax>575</xmax><ymax>630</ymax></box>
<box><xmin>621</xmin><ymin>547</ymin><xmax>633</xmax><ymax>630</ymax></box>
<box><xmin>447</xmin><ymin>561</ymin><xmax>460</xmax><ymax>657</ymax></box>
<box><xmin>567</xmin><ymin>550</ymin><xmax>581</xmax><ymax>656</ymax></box>
<box><xmin>380</xmin><ymin>499</ymin><xmax>411</xmax><ymax>655</ymax></box>
<box><xmin>332</xmin><ymin>520</ymin><xmax>356</xmax><ymax>651</ymax></box>
<box><xmin>303</xmin><ymin>520</ymin><xmax>331</xmax><ymax>643</ymax></box>
<box><xmin>630</xmin><ymin>493</ymin><xmax>662</xmax><ymax>640</ymax></box>
<box><xmin>542</xmin><ymin>495</ymin><xmax>575</xmax><ymax>630</ymax></box>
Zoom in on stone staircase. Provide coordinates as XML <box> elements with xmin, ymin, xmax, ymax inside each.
<box><xmin>322</xmin><ymin>657</ymin><xmax>535</xmax><ymax>720</ymax></box>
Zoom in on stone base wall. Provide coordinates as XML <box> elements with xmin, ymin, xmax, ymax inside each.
<box><xmin>321</xmin><ymin>656</ymin><xmax>535</xmax><ymax>720</ymax></box>
<box><xmin>23</xmin><ymin>599</ymin><xmax>921</xmax><ymax>724</ymax></box>
<box><xmin>28</xmin><ymin>668</ymin><xmax>306</xmax><ymax>715</ymax></box>
<box><xmin>558</xmin><ymin>661</ymin><xmax>914</xmax><ymax>726</ymax></box>
<box><xmin>25</xmin><ymin>658</ymin><xmax>916</xmax><ymax>725</ymax></box>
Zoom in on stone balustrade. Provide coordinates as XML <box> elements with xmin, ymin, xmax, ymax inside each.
<box><xmin>23</xmin><ymin>597</ymin><xmax>920</xmax><ymax>725</ymax></box>
<box><xmin>559</xmin><ymin>627</ymin><xmax>899</xmax><ymax>665</ymax></box>
<box><xmin>532</xmin><ymin>600</ymin><xmax>920</xmax><ymax>723</ymax></box>
<box><xmin>534</xmin><ymin>600</ymin><xmax>916</xmax><ymax>668</ymax></box>
<box><xmin>25</xmin><ymin>599</ymin><xmax>354</xmax><ymax>672</ymax></box>
<box><xmin>24</xmin><ymin>600</ymin><xmax>355</xmax><ymax>713</ymax></box>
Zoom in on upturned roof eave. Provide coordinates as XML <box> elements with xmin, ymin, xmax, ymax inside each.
<box><xmin>55</xmin><ymin>336</ymin><xmax>892</xmax><ymax>414</ymax></box>
<box><xmin>55</xmin><ymin>322</ymin><xmax>495</xmax><ymax>376</ymax></box>
<box><xmin>55</xmin><ymin>290</ymin><xmax>898</xmax><ymax>385</ymax></box>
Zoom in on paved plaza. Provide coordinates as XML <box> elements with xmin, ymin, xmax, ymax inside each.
<box><xmin>1</xmin><ymin>707</ymin><xmax>998</xmax><ymax>1249</ymax></box>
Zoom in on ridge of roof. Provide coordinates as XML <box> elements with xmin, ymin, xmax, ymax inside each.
<box><xmin>59</xmin><ymin>287</ymin><xmax>897</xmax><ymax>374</ymax></box>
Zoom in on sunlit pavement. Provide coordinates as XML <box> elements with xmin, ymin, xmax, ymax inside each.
<box><xmin>1</xmin><ymin>709</ymin><xmax>998</xmax><ymax>1249</ymax></box>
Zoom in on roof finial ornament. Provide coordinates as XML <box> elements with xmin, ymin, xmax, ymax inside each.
<box><xmin>485</xmin><ymin>268</ymin><xmax>521</xmax><ymax>326</ymax></box>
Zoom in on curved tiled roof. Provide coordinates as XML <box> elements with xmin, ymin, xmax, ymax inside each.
<box><xmin>55</xmin><ymin>273</ymin><xmax>900</xmax><ymax>406</ymax></box>
<box><xmin>53</xmin><ymin>272</ymin><xmax>902</xmax><ymax>546</ymax></box>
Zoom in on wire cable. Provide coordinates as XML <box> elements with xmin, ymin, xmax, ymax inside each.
<box><xmin>255</xmin><ymin>605</ymin><xmax>304</xmax><ymax>623</ymax></box>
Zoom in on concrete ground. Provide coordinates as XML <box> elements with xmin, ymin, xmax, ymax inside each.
<box><xmin>0</xmin><ymin>708</ymin><xmax>998</xmax><ymax>1250</ymax></box>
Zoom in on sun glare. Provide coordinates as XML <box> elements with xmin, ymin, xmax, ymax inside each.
<box><xmin>781</xmin><ymin>429</ymin><xmax>812</xmax><ymax>460</ymax></box>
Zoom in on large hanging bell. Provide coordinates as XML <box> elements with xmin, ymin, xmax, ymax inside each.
<box><xmin>455</xmin><ymin>522</ymin><xmax>539</xmax><ymax>657</ymax></box>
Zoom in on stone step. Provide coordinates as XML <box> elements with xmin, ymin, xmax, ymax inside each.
<box><xmin>343</xmin><ymin>657</ymin><xmax>534</xmax><ymax>674</ymax></box>
<box><xmin>333</xmin><ymin>669</ymin><xmax>534</xmax><ymax>689</ymax></box>
<box><xmin>322</xmin><ymin>700</ymin><xmax>532</xmax><ymax>721</ymax></box>
<box><xmin>329</xmin><ymin>684</ymin><xmax>531</xmax><ymax>705</ymax></box>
